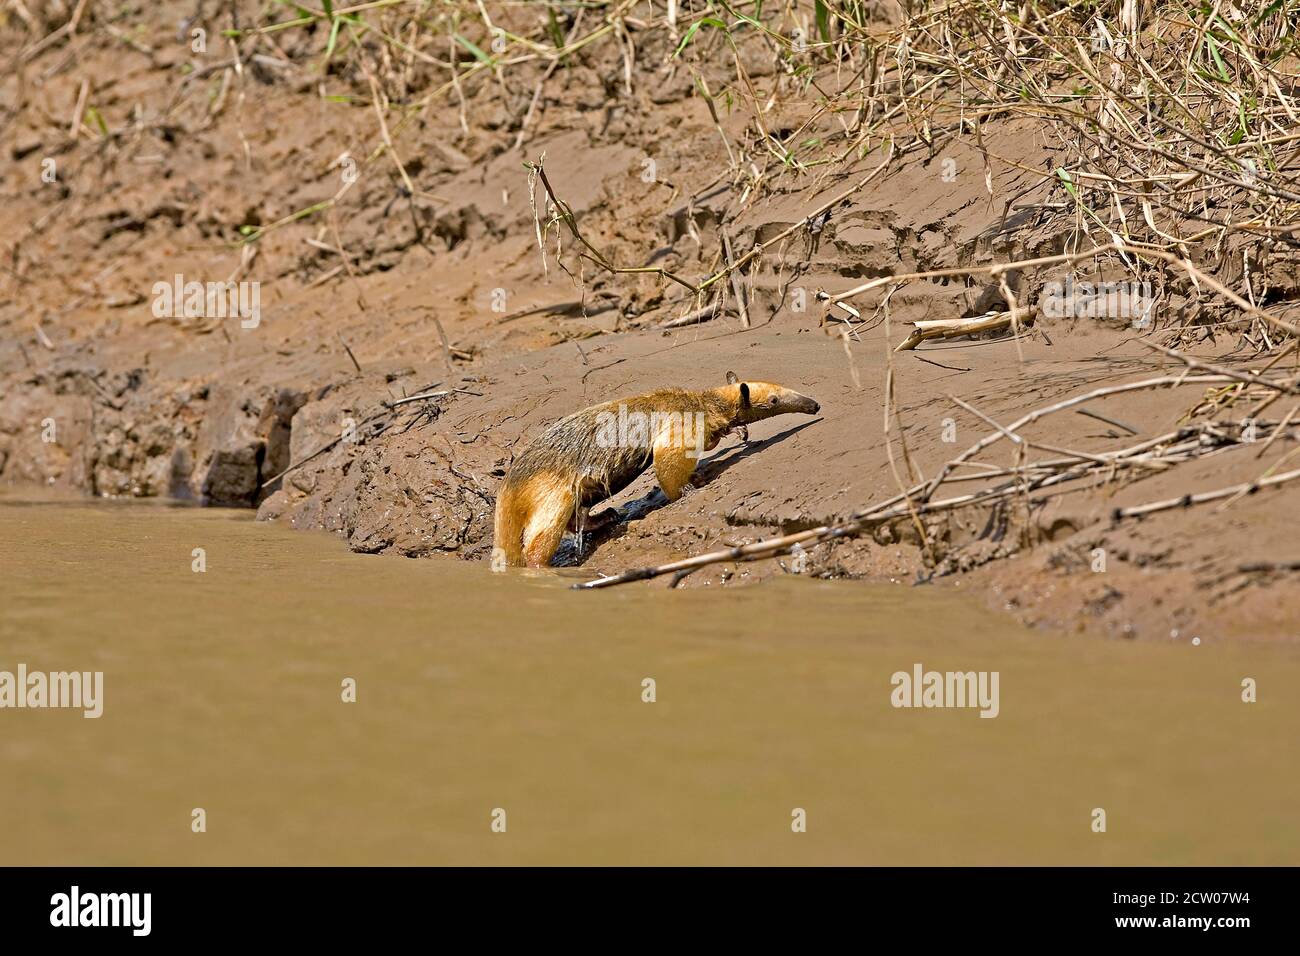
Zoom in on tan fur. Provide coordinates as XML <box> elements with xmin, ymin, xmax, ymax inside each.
<box><xmin>493</xmin><ymin>374</ymin><xmax>819</xmax><ymax>569</ymax></box>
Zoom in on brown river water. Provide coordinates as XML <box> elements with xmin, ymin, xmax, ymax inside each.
<box><xmin>1</xmin><ymin>496</ymin><xmax>1296</xmax><ymax>865</ymax></box>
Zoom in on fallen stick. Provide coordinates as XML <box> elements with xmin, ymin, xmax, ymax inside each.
<box><xmin>949</xmin><ymin>395</ymin><xmax>1110</xmax><ymax>464</ymax></box>
<box><xmin>895</xmin><ymin>311</ymin><xmax>1029</xmax><ymax>351</ymax></box>
<box><xmin>720</xmin><ymin>229</ymin><xmax>750</xmax><ymax>328</ymax></box>
<box><xmin>495</xmin><ymin>298</ymin><xmax>618</xmax><ymax>324</ymax></box>
<box><xmin>385</xmin><ymin>389</ymin><xmax>454</xmax><ymax>408</ymax></box>
<box><xmin>659</xmin><ymin>302</ymin><xmax>725</xmax><ymax>328</ymax></box>
<box><xmin>433</xmin><ymin>318</ymin><xmax>455</xmax><ymax>377</ymax></box>
<box><xmin>338</xmin><ymin>333</ymin><xmax>362</xmax><ymax>374</ymax></box>
<box><xmin>1076</xmin><ymin>408</ymin><xmax>1138</xmax><ymax>435</ymax></box>
<box><xmin>1112</xmin><ymin>467</ymin><xmax>1300</xmax><ymax>521</ymax></box>
<box><xmin>573</xmin><ymin>523</ymin><xmax>851</xmax><ymax>589</ymax></box>
<box><xmin>1145</xmin><ymin>341</ymin><xmax>1300</xmax><ymax>395</ymax></box>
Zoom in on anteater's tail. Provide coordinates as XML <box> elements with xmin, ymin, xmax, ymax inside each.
<box><xmin>492</xmin><ymin>481</ymin><xmax>526</xmax><ymax>568</ymax></box>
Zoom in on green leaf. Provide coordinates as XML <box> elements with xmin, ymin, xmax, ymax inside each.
<box><xmin>454</xmin><ymin>33</ymin><xmax>493</xmax><ymax>64</ymax></box>
<box><xmin>1252</xmin><ymin>1</ymin><xmax>1285</xmax><ymax>26</ymax></box>
<box><xmin>1055</xmin><ymin>168</ymin><xmax>1079</xmax><ymax>200</ymax></box>
<box><xmin>1207</xmin><ymin>36</ymin><xmax>1231</xmax><ymax>81</ymax></box>
<box><xmin>546</xmin><ymin>7</ymin><xmax>565</xmax><ymax>50</ymax></box>
<box><xmin>814</xmin><ymin>1</ymin><xmax>832</xmax><ymax>43</ymax></box>
<box><xmin>85</xmin><ymin>106</ymin><xmax>108</xmax><ymax>136</ymax></box>
<box><xmin>325</xmin><ymin>16</ymin><xmax>342</xmax><ymax>58</ymax></box>
<box><xmin>674</xmin><ymin>17</ymin><xmax>729</xmax><ymax>57</ymax></box>
<box><xmin>1212</xmin><ymin>14</ymin><xmax>1243</xmax><ymax>45</ymax></box>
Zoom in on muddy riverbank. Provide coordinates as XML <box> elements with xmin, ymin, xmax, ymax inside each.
<box><xmin>3</xmin><ymin>2</ymin><xmax>1298</xmax><ymax>641</ymax></box>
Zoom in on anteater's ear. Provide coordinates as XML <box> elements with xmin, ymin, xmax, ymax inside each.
<box><xmin>739</xmin><ymin>382</ymin><xmax>751</xmax><ymax>410</ymax></box>
<box><xmin>726</xmin><ymin>371</ymin><xmax>739</xmax><ymax>385</ymax></box>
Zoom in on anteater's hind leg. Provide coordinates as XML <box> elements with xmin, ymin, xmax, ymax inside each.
<box><xmin>521</xmin><ymin>486</ymin><xmax>575</xmax><ymax>568</ymax></box>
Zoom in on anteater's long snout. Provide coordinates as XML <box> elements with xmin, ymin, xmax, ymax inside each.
<box><xmin>791</xmin><ymin>394</ymin><xmax>820</xmax><ymax>415</ymax></box>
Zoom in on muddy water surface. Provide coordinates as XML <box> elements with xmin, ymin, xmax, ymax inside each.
<box><xmin>1</xmin><ymin>497</ymin><xmax>1296</xmax><ymax>865</ymax></box>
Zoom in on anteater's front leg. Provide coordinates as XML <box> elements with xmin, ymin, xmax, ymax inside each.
<box><xmin>652</xmin><ymin>441</ymin><xmax>699</xmax><ymax>502</ymax></box>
